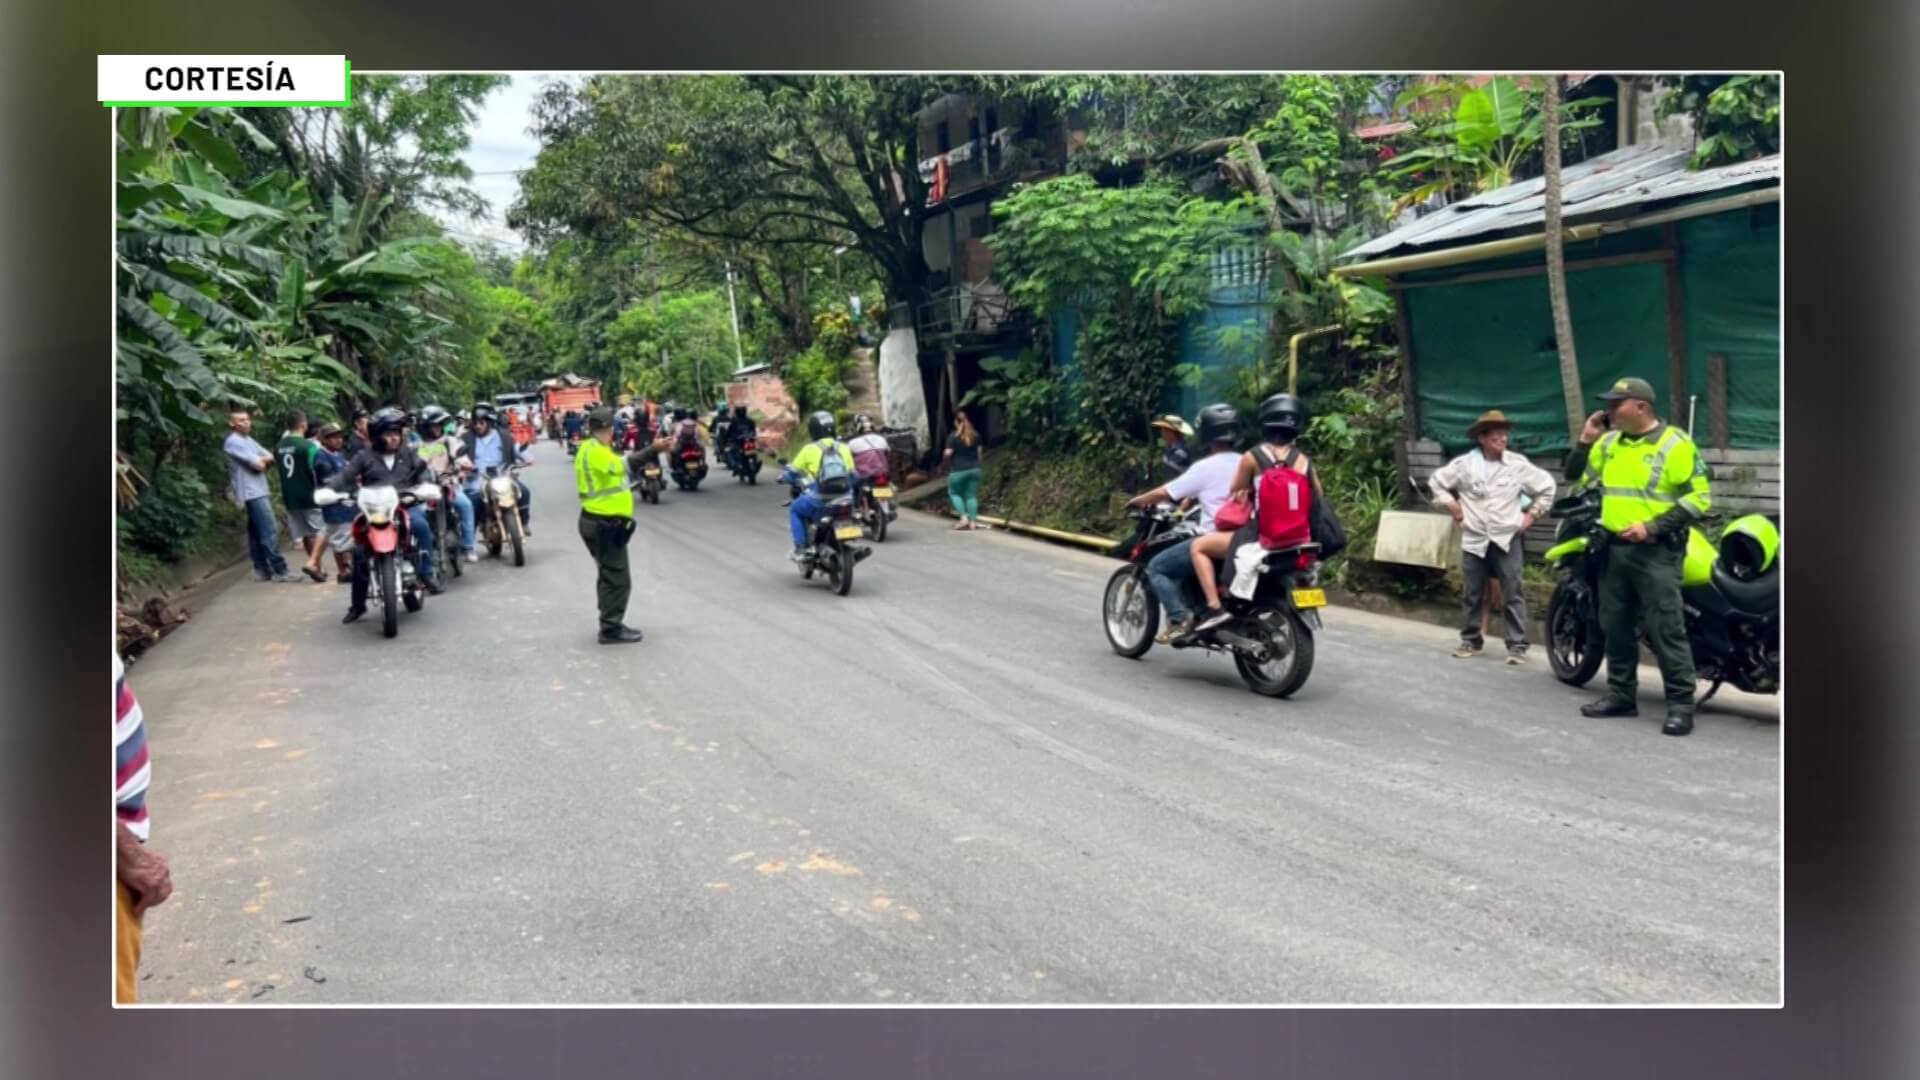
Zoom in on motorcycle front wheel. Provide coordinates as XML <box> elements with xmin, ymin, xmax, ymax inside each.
<box><xmin>378</xmin><ymin>553</ymin><xmax>399</xmax><ymax>638</ymax></box>
<box><xmin>1546</xmin><ymin>583</ymin><xmax>1605</xmax><ymax>687</ymax></box>
<box><xmin>507</xmin><ymin>511</ymin><xmax>526</xmax><ymax>567</ymax></box>
<box><xmin>1102</xmin><ymin>565</ymin><xmax>1159</xmax><ymax>659</ymax></box>
<box><xmin>1235</xmin><ymin>609</ymin><xmax>1314</xmax><ymax>698</ymax></box>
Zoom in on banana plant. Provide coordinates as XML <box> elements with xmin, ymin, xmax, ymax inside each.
<box><xmin>1387</xmin><ymin>77</ymin><xmax>1608</xmax><ymax>210</ymax></box>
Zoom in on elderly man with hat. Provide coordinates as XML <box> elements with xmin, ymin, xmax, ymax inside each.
<box><xmin>1564</xmin><ymin>376</ymin><xmax>1713</xmax><ymax>736</ymax></box>
<box><xmin>1150</xmin><ymin>414</ymin><xmax>1195</xmax><ymax>482</ymax></box>
<box><xmin>1429</xmin><ymin>408</ymin><xmax>1558</xmax><ymax>664</ymax></box>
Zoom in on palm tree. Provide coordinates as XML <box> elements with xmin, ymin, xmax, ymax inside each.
<box><xmin>1542</xmin><ymin>75</ymin><xmax>1584</xmax><ymax>443</ymax></box>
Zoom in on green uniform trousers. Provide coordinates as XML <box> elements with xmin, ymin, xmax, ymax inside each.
<box><xmin>579</xmin><ymin>511</ymin><xmax>634</xmax><ymax>632</ymax></box>
<box><xmin>1599</xmin><ymin>539</ymin><xmax>1696</xmax><ymax>705</ymax></box>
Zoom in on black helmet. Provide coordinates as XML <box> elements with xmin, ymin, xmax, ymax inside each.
<box><xmin>807</xmin><ymin>411</ymin><xmax>836</xmax><ymax>440</ymax></box>
<box><xmin>368</xmin><ymin>406</ymin><xmax>407</xmax><ymax>440</ymax></box>
<box><xmin>1257</xmin><ymin>393</ymin><xmax>1307</xmax><ymax>438</ymax></box>
<box><xmin>1194</xmin><ymin>403</ymin><xmax>1239</xmax><ymax>447</ymax></box>
<box><xmin>418</xmin><ymin>405</ymin><xmax>451</xmax><ymax>434</ymax></box>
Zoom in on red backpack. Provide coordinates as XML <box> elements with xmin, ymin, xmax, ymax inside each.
<box><xmin>1250</xmin><ymin>445</ymin><xmax>1313</xmax><ymax>550</ymax></box>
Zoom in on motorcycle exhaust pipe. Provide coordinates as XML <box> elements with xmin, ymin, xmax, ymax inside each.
<box><xmin>1212</xmin><ymin>628</ymin><xmax>1268</xmax><ymax>658</ymax></box>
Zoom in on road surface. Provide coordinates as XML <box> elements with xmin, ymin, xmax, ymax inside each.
<box><xmin>128</xmin><ymin>448</ymin><xmax>1781</xmax><ymax>1005</ymax></box>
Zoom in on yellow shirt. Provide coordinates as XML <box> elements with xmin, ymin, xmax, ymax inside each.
<box><xmin>574</xmin><ymin>438</ymin><xmax>632</xmax><ymax>517</ymax></box>
<box><xmin>790</xmin><ymin>438</ymin><xmax>856</xmax><ymax>483</ymax></box>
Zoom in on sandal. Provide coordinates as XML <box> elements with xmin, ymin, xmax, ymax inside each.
<box><xmin>302</xmin><ymin>566</ymin><xmax>328</xmax><ymax>583</ymax></box>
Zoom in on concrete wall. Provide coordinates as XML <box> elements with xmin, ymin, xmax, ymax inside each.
<box><xmin>878</xmin><ymin>327</ymin><xmax>929</xmax><ymax>448</ymax></box>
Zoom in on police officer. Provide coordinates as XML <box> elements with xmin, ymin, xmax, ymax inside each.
<box><xmin>574</xmin><ymin>407</ymin><xmax>666</xmax><ymax>644</ymax></box>
<box><xmin>1565</xmin><ymin>377</ymin><xmax>1713</xmax><ymax>736</ymax></box>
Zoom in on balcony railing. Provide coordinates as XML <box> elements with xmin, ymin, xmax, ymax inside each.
<box><xmin>914</xmin><ymin>284</ymin><xmax>1024</xmax><ymax>342</ymax></box>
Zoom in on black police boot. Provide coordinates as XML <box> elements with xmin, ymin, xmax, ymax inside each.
<box><xmin>342</xmin><ymin>607</ymin><xmax>367</xmax><ymax>624</ymax></box>
<box><xmin>1580</xmin><ymin>695</ymin><xmax>1639</xmax><ymax>718</ymax></box>
<box><xmin>1662</xmin><ymin>706</ymin><xmax>1695</xmax><ymax>737</ymax></box>
<box><xmin>599</xmin><ymin>625</ymin><xmax>644</xmax><ymax>645</ymax></box>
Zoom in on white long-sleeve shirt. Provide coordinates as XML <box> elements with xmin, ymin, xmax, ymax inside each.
<box><xmin>1428</xmin><ymin>448</ymin><xmax>1557</xmax><ymax>557</ymax></box>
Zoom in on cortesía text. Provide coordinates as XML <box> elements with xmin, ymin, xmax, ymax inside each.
<box><xmin>145</xmin><ymin>64</ymin><xmax>297</xmax><ymax>93</ymax></box>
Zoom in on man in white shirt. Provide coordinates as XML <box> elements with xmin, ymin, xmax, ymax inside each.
<box><xmin>1428</xmin><ymin>409</ymin><xmax>1558</xmax><ymax>663</ymax></box>
<box><xmin>1125</xmin><ymin>404</ymin><xmax>1241</xmax><ymax>642</ymax></box>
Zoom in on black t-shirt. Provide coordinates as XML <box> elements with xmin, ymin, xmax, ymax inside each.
<box><xmin>949</xmin><ymin>433</ymin><xmax>981</xmax><ymax>472</ymax></box>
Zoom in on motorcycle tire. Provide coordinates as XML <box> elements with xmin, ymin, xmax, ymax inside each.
<box><xmin>448</xmin><ymin>537</ymin><xmax>464</xmax><ymax>578</ymax></box>
<box><xmin>1235</xmin><ymin>609</ymin><xmax>1314</xmax><ymax>698</ymax></box>
<box><xmin>485</xmin><ymin>514</ymin><xmax>502</xmax><ymax>558</ymax></box>
<box><xmin>1102</xmin><ymin>565</ymin><xmax>1159</xmax><ymax>659</ymax></box>
<box><xmin>432</xmin><ymin>503</ymin><xmax>452</xmax><ymax>583</ymax></box>
<box><xmin>1546</xmin><ymin>583</ymin><xmax>1605</xmax><ymax>687</ymax></box>
<box><xmin>507</xmin><ymin>512</ymin><xmax>526</xmax><ymax>567</ymax></box>
<box><xmin>828</xmin><ymin>543</ymin><xmax>854</xmax><ymax>596</ymax></box>
<box><xmin>378</xmin><ymin>554</ymin><xmax>399</xmax><ymax>639</ymax></box>
<box><xmin>747</xmin><ymin>472</ymin><xmax>757</xmax><ymax>486</ymax></box>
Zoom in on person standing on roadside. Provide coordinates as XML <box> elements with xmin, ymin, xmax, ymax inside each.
<box><xmin>276</xmin><ymin>410</ymin><xmax>330</xmax><ymax>582</ymax></box>
<box><xmin>1566</xmin><ymin>377</ymin><xmax>1713</xmax><ymax>736</ymax></box>
<box><xmin>943</xmin><ymin>410</ymin><xmax>986</xmax><ymax>530</ymax></box>
<box><xmin>309</xmin><ymin>423</ymin><xmax>355</xmax><ymax>583</ymax></box>
<box><xmin>1428</xmin><ymin>409</ymin><xmax>1557</xmax><ymax>664</ymax></box>
<box><xmin>223</xmin><ymin>409</ymin><xmax>294</xmax><ymax>583</ymax></box>
<box><xmin>115</xmin><ymin>651</ymin><xmax>172</xmax><ymax>1003</ymax></box>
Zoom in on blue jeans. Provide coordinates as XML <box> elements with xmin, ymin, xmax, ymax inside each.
<box><xmin>1146</xmin><ymin>537</ymin><xmax>1197</xmax><ymax>623</ymax></box>
<box><xmin>244</xmin><ymin>496</ymin><xmax>289</xmax><ymax>578</ymax></box>
<box><xmin>789</xmin><ymin>491</ymin><xmax>822</xmax><ymax>547</ymax></box>
<box><xmin>448</xmin><ymin>488</ymin><xmax>477</xmax><ymax>550</ymax></box>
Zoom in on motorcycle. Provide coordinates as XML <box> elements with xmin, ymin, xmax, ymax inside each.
<box><xmin>728</xmin><ymin>436</ymin><xmax>763</xmax><ymax>485</ymax></box>
<box><xmin>1101</xmin><ymin>503</ymin><xmax>1324</xmax><ymax>698</ymax></box>
<box><xmin>854</xmin><ymin>473</ymin><xmax>897</xmax><ymax>543</ymax></box>
<box><xmin>474</xmin><ymin>463</ymin><xmax>529</xmax><ymax>566</ymax></box>
<box><xmin>669</xmin><ymin>443</ymin><xmax>708</xmax><ymax>491</ymax></box>
<box><xmin>315</xmin><ymin>483</ymin><xmax>438</xmax><ymax>639</ymax></box>
<box><xmin>798</xmin><ymin>492</ymin><xmax>871</xmax><ymax>595</ymax></box>
<box><xmin>428</xmin><ymin>471</ymin><xmax>467</xmax><ymax>585</ymax></box>
<box><xmin>631</xmin><ymin>453</ymin><xmax>665</xmax><ymax>506</ymax></box>
<box><xmin>1542</xmin><ymin>489</ymin><xmax>1779</xmax><ymax>704</ymax></box>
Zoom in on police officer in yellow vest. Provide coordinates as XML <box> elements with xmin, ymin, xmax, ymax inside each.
<box><xmin>575</xmin><ymin>407</ymin><xmax>669</xmax><ymax>644</ymax></box>
<box><xmin>1565</xmin><ymin>377</ymin><xmax>1713</xmax><ymax>736</ymax></box>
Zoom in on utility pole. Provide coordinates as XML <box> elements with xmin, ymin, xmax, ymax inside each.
<box><xmin>724</xmin><ymin>260</ymin><xmax>746</xmax><ymax>372</ymax></box>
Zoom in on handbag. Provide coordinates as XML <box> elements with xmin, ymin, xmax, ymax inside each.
<box><xmin>1213</xmin><ymin>491</ymin><xmax>1252</xmax><ymax>532</ymax></box>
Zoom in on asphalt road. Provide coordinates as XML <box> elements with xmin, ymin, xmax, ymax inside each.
<box><xmin>129</xmin><ymin>446</ymin><xmax>1781</xmax><ymax>1005</ymax></box>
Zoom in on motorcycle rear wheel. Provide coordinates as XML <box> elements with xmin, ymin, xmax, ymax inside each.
<box><xmin>868</xmin><ymin>502</ymin><xmax>889</xmax><ymax>543</ymax></box>
<box><xmin>378</xmin><ymin>554</ymin><xmax>399</xmax><ymax>638</ymax></box>
<box><xmin>1546</xmin><ymin>583</ymin><xmax>1604</xmax><ymax>687</ymax></box>
<box><xmin>828</xmin><ymin>544</ymin><xmax>854</xmax><ymax>596</ymax></box>
<box><xmin>1102</xmin><ymin>566</ymin><xmax>1159</xmax><ymax>659</ymax></box>
<box><xmin>1235</xmin><ymin>609</ymin><xmax>1314</xmax><ymax>698</ymax></box>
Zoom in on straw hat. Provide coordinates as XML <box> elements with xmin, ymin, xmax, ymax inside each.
<box><xmin>1466</xmin><ymin>409</ymin><xmax>1513</xmax><ymax>438</ymax></box>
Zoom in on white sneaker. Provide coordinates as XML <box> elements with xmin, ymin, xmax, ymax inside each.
<box><xmin>465</xmin><ymin>550</ymin><xmax>479</xmax><ymax>563</ymax></box>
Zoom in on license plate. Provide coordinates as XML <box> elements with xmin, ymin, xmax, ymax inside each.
<box><xmin>834</xmin><ymin>526</ymin><xmax>862</xmax><ymax>541</ymax></box>
<box><xmin>1291</xmin><ymin>588</ymin><xmax>1327</xmax><ymax>609</ymax></box>
<box><xmin>643</xmin><ymin>468</ymin><xmax>659</xmax><ymax>477</ymax></box>
<box><xmin>872</xmin><ymin>486</ymin><xmax>893</xmax><ymax>498</ymax></box>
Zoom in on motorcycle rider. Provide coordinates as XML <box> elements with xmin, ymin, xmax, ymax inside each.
<box><xmin>847</xmin><ymin>414</ymin><xmax>890</xmax><ymax>480</ymax></box>
<box><xmin>1566</xmin><ymin>376</ymin><xmax>1714</xmax><ymax>736</ymax></box>
<box><xmin>326</xmin><ymin>406</ymin><xmax>441</xmax><ymax>623</ymax></box>
<box><xmin>461</xmin><ymin>403</ymin><xmax>533</xmax><ymax>539</ymax></box>
<box><xmin>781</xmin><ymin>411</ymin><xmax>858</xmax><ymax>562</ymax></box>
<box><xmin>416</xmin><ymin>405</ymin><xmax>478</xmax><ymax>563</ymax></box>
<box><xmin>1187</xmin><ymin>393</ymin><xmax>1320</xmax><ymax>633</ymax></box>
<box><xmin>1124</xmin><ymin>403</ymin><xmax>1242</xmax><ymax>642</ymax></box>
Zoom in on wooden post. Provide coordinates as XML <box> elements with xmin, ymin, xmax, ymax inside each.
<box><xmin>1662</xmin><ymin>222</ymin><xmax>1688</xmax><ymax>424</ymax></box>
<box><xmin>1707</xmin><ymin>353</ymin><xmax>1730</xmax><ymax>449</ymax></box>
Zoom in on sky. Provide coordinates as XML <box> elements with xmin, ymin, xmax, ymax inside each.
<box><xmin>430</xmin><ymin>75</ymin><xmax>555</xmax><ymax>253</ymax></box>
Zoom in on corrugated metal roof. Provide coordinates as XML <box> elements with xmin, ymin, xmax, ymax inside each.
<box><xmin>1342</xmin><ymin>141</ymin><xmax>1781</xmax><ymax>261</ymax></box>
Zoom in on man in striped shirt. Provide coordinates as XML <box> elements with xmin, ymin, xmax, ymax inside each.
<box><xmin>115</xmin><ymin>652</ymin><xmax>171</xmax><ymax>1003</ymax></box>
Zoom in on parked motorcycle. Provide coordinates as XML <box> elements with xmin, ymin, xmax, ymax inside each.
<box><xmin>854</xmin><ymin>474</ymin><xmax>897</xmax><ymax>543</ymax></box>
<box><xmin>670</xmin><ymin>443</ymin><xmax>708</xmax><ymax>491</ymax></box>
<box><xmin>1102</xmin><ymin>504</ymin><xmax>1325</xmax><ymax>698</ymax></box>
<box><xmin>475</xmin><ymin>463</ymin><xmax>529</xmax><ymax>566</ymax></box>
<box><xmin>727</xmin><ymin>436</ymin><xmax>763</xmax><ymax>485</ymax></box>
<box><xmin>1542</xmin><ymin>488</ymin><xmax>1779</xmax><ymax>704</ymax></box>
<box><xmin>315</xmin><ymin>483</ymin><xmax>438</xmax><ymax>639</ymax></box>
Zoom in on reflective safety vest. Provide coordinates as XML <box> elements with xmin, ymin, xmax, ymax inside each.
<box><xmin>574</xmin><ymin>439</ymin><xmax>633</xmax><ymax>517</ymax></box>
<box><xmin>1580</xmin><ymin>423</ymin><xmax>1712</xmax><ymax>533</ymax></box>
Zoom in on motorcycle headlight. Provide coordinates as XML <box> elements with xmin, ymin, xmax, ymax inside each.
<box><xmin>359</xmin><ymin>486</ymin><xmax>399</xmax><ymax>525</ymax></box>
<box><xmin>490</xmin><ymin>476</ymin><xmax>516</xmax><ymax>504</ymax></box>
